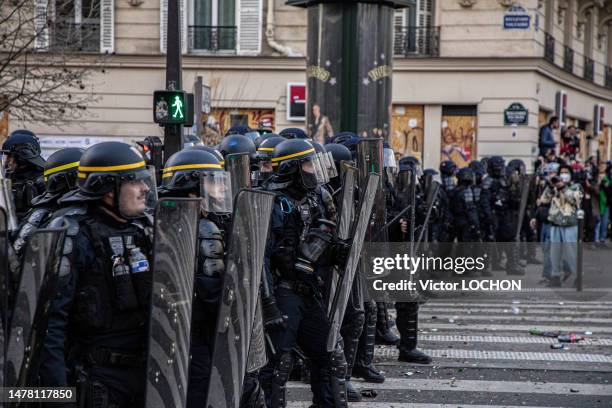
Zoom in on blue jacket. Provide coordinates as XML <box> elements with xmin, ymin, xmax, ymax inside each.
<box><xmin>539</xmin><ymin>125</ymin><xmax>556</xmax><ymax>149</ymax></box>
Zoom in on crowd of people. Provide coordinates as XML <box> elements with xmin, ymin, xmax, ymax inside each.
<box><xmin>0</xmin><ymin>123</ymin><xmax>602</xmax><ymax>408</ymax></box>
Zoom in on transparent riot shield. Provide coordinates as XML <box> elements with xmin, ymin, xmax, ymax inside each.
<box><xmin>327</xmin><ymin>165</ymin><xmax>357</xmax><ymax>315</ymax></box>
<box><xmin>5</xmin><ymin>226</ymin><xmax>66</xmax><ymax>387</ymax></box>
<box><xmin>144</xmin><ymin>198</ymin><xmax>200</xmax><ymax>408</ymax></box>
<box><xmin>205</xmin><ymin>190</ymin><xmax>275</xmax><ymax>408</ymax></box>
<box><xmin>0</xmin><ymin>179</ymin><xmax>18</xmax><ymax>231</ymax></box>
<box><xmin>224</xmin><ymin>153</ymin><xmax>252</xmax><ymax>201</ymax></box>
<box><xmin>246</xmin><ymin>298</ymin><xmax>267</xmax><ymax>373</ymax></box>
<box><xmin>0</xmin><ymin>208</ymin><xmax>7</xmax><ymax>386</ymax></box>
<box><xmin>327</xmin><ymin>173</ymin><xmax>379</xmax><ymax>352</ymax></box>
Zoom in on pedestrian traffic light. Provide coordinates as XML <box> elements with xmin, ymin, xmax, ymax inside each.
<box><xmin>153</xmin><ymin>90</ymin><xmax>188</xmax><ymax>124</ymax></box>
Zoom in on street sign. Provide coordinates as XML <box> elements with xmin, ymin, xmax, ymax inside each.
<box><xmin>503</xmin><ymin>5</ymin><xmax>531</xmax><ymax>30</ymax></box>
<box><xmin>504</xmin><ymin>102</ymin><xmax>529</xmax><ymax>126</ymax></box>
<box><xmin>154</xmin><ymin>90</ymin><xmax>188</xmax><ymax>124</ymax></box>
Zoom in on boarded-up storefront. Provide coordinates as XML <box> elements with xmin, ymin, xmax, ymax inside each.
<box><xmin>202</xmin><ymin>108</ymin><xmax>275</xmax><ymax>145</ymax></box>
<box><xmin>440</xmin><ymin>106</ymin><xmax>477</xmax><ymax>167</ymax></box>
<box><xmin>390</xmin><ymin>105</ymin><xmax>424</xmax><ymax>161</ymax></box>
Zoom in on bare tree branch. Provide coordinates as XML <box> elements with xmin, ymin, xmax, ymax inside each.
<box><xmin>0</xmin><ymin>0</ymin><xmax>107</xmax><ymax>128</ymax></box>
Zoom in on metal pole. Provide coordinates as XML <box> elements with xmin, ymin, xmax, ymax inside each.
<box><xmin>194</xmin><ymin>76</ymin><xmax>203</xmax><ymax>139</ymax></box>
<box><xmin>576</xmin><ymin>209</ymin><xmax>584</xmax><ymax>292</ymax></box>
<box><xmin>164</xmin><ymin>0</ymin><xmax>183</xmax><ymax>162</ymax></box>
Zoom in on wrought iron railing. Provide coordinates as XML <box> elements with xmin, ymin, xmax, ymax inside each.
<box><xmin>393</xmin><ymin>26</ymin><xmax>440</xmax><ymax>57</ymax></box>
<box><xmin>563</xmin><ymin>46</ymin><xmax>573</xmax><ymax>74</ymax></box>
<box><xmin>584</xmin><ymin>56</ymin><xmax>594</xmax><ymax>82</ymax></box>
<box><xmin>50</xmin><ymin>21</ymin><xmax>100</xmax><ymax>52</ymax></box>
<box><xmin>188</xmin><ymin>25</ymin><xmax>237</xmax><ymax>52</ymax></box>
<box><xmin>544</xmin><ymin>32</ymin><xmax>555</xmax><ymax>64</ymax></box>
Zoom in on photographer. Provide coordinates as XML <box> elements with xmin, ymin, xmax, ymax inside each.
<box><xmin>559</xmin><ymin>126</ymin><xmax>580</xmax><ymax>158</ymax></box>
<box><xmin>537</xmin><ymin>164</ymin><xmax>583</xmax><ymax>287</ymax></box>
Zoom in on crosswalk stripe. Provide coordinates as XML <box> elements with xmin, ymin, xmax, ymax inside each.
<box><xmin>417</xmin><ymin>334</ymin><xmax>612</xmax><ymax>346</ymax></box>
<box><xmin>287</xmin><ymin>378</ymin><xmax>612</xmax><ymax>395</ymax></box>
<box><xmin>424</xmin><ymin>302</ymin><xmax>612</xmax><ymax>309</ymax></box>
<box><xmin>420</xmin><ymin>307</ymin><xmax>612</xmax><ymax>316</ymax></box>
<box><xmin>419</xmin><ymin>313</ymin><xmax>612</xmax><ymax>324</ymax></box>
<box><xmin>288</xmin><ymin>403</ymin><xmax>564</xmax><ymax>408</ymax></box>
<box><xmin>374</xmin><ymin>348</ymin><xmax>612</xmax><ymax>363</ymax></box>
<box><xmin>420</xmin><ymin>322</ymin><xmax>612</xmax><ymax>334</ymax></box>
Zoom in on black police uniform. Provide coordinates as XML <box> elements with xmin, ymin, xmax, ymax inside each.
<box><xmin>38</xmin><ymin>142</ymin><xmax>154</xmax><ymax>407</ymax></box>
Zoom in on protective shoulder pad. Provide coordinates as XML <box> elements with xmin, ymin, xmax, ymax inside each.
<box><xmin>199</xmin><ymin>218</ymin><xmax>223</xmax><ymax>240</ymax></box>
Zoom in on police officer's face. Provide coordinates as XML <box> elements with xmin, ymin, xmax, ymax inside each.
<box><xmin>119</xmin><ymin>180</ymin><xmax>150</xmax><ymax>217</ymax></box>
<box><xmin>260</xmin><ymin>161</ymin><xmax>273</xmax><ymax>173</ymax></box>
<box><xmin>301</xmin><ymin>160</ymin><xmax>315</xmax><ymax>174</ymax></box>
<box><xmin>203</xmin><ymin>177</ymin><xmax>228</xmax><ymax>200</ymax></box>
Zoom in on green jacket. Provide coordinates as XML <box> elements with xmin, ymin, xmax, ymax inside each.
<box><xmin>600</xmin><ymin>175</ymin><xmax>609</xmax><ymax>214</ymax></box>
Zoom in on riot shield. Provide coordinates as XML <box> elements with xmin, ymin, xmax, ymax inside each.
<box><xmin>327</xmin><ymin>173</ymin><xmax>379</xmax><ymax>352</ymax></box>
<box><xmin>144</xmin><ymin>198</ymin><xmax>200</xmax><ymax>408</ymax></box>
<box><xmin>515</xmin><ymin>174</ymin><xmax>533</xmax><ymax>241</ymax></box>
<box><xmin>5</xmin><ymin>226</ymin><xmax>66</xmax><ymax>387</ymax></box>
<box><xmin>205</xmin><ymin>190</ymin><xmax>275</xmax><ymax>408</ymax></box>
<box><xmin>246</xmin><ymin>298</ymin><xmax>267</xmax><ymax>373</ymax></box>
<box><xmin>327</xmin><ymin>165</ymin><xmax>357</xmax><ymax>315</ymax></box>
<box><xmin>225</xmin><ymin>153</ymin><xmax>252</xmax><ymax>200</ymax></box>
<box><xmin>0</xmin><ymin>208</ymin><xmax>7</xmax><ymax>386</ymax></box>
<box><xmin>0</xmin><ymin>179</ymin><xmax>18</xmax><ymax>231</ymax></box>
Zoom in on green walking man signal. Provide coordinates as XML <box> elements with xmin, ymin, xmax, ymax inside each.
<box><xmin>153</xmin><ymin>90</ymin><xmax>194</xmax><ymax>126</ymax></box>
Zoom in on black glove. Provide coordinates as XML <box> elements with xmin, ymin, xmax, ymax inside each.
<box><xmin>330</xmin><ymin>239</ymin><xmax>351</xmax><ymax>266</ymax></box>
<box><xmin>262</xmin><ymin>296</ymin><xmax>287</xmax><ymax>331</ymax></box>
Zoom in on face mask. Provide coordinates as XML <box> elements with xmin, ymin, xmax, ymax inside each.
<box><xmin>560</xmin><ymin>173</ymin><xmax>571</xmax><ymax>183</ymax></box>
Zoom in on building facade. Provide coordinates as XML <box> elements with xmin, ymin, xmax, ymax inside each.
<box><xmin>9</xmin><ymin>0</ymin><xmax>612</xmax><ymax>170</ymax></box>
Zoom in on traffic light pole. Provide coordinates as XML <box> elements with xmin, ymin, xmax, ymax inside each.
<box><xmin>164</xmin><ymin>0</ymin><xmax>183</xmax><ymax>162</ymax></box>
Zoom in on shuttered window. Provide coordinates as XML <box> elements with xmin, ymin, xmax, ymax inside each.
<box><xmin>237</xmin><ymin>0</ymin><xmax>262</xmax><ymax>55</ymax></box>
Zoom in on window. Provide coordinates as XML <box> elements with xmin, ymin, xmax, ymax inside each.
<box><xmin>393</xmin><ymin>0</ymin><xmax>439</xmax><ymax>57</ymax></box>
<box><xmin>35</xmin><ymin>0</ymin><xmax>114</xmax><ymax>53</ymax></box>
<box><xmin>189</xmin><ymin>0</ymin><xmax>237</xmax><ymax>51</ymax></box>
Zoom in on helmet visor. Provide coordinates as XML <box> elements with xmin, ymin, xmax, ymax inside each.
<box><xmin>383</xmin><ymin>148</ymin><xmax>397</xmax><ymax>170</ymax></box>
<box><xmin>314</xmin><ymin>152</ymin><xmax>330</xmax><ymax>184</ymax></box>
<box><xmin>300</xmin><ymin>155</ymin><xmax>327</xmax><ymax>189</ymax></box>
<box><xmin>324</xmin><ymin>151</ymin><xmax>339</xmax><ymax>179</ymax></box>
<box><xmin>200</xmin><ymin>171</ymin><xmax>233</xmax><ymax>214</ymax></box>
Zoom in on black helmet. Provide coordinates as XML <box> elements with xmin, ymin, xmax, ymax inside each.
<box><xmin>219</xmin><ymin>134</ymin><xmax>256</xmax><ymax>159</ymax></box>
<box><xmin>161</xmin><ymin>149</ymin><xmax>223</xmax><ymax>194</ymax></box>
<box><xmin>271</xmin><ymin>139</ymin><xmax>325</xmax><ymax>190</ymax></box>
<box><xmin>183</xmin><ymin>134</ymin><xmax>203</xmax><ymax>148</ymax></box>
<box><xmin>257</xmin><ymin>136</ymin><xmax>286</xmax><ymax>162</ymax></box>
<box><xmin>507</xmin><ymin>159</ymin><xmax>526</xmax><ymax>175</ymax></box>
<box><xmin>61</xmin><ymin>142</ymin><xmax>155</xmax><ymax>219</ymax></box>
<box><xmin>32</xmin><ymin>147</ymin><xmax>85</xmax><ymax>206</ymax></box>
<box><xmin>439</xmin><ymin>160</ymin><xmax>457</xmax><ymax>176</ymax></box>
<box><xmin>399</xmin><ymin>156</ymin><xmax>419</xmax><ymax>172</ymax></box>
<box><xmin>187</xmin><ymin>145</ymin><xmax>225</xmax><ymax>165</ymax></box>
<box><xmin>330</xmin><ymin>131</ymin><xmax>357</xmax><ymax>145</ymax></box>
<box><xmin>488</xmin><ymin>156</ymin><xmax>506</xmax><ymax>177</ymax></box>
<box><xmin>457</xmin><ymin>167</ymin><xmax>475</xmax><ymax>185</ymax></box>
<box><xmin>1</xmin><ymin>129</ymin><xmax>45</xmax><ymax>168</ymax></box>
<box><xmin>279</xmin><ymin>128</ymin><xmax>308</xmax><ymax>139</ymax></box>
<box><xmin>468</xmin><ymin>160</ymin><xmax>485</xmax><ymax>177</ymax></box>
<box><xmin>255</xmin><ymin>132</ymin><xmax>281</xmax><ymax>149</ymax></box>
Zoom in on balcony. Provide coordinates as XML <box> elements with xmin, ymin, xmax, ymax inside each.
<box><xmin>606</xmin><ymin>66</ymin><xmax>612</xmax><ymax>90</ymax></box>
<box><xmin>188</xmin><ymin>26</ymin><xmax>237</xmax><ymax>53</ymax></box>
<box><xmin>544</xmin><ymin>32</ymin><xmax>555</xmax><ymax>64</ymax></box>
<box><xmin>394</xmin><ymin>26</ymin><xmax>440</xmax><ymax>58</ymax></box>
<box><xmin>50</xmin><ymin>21</ymin><xmax>100</xmax><ymax>52</ymax></box>
<box><xmin>583</xmin><ymin>56</ymin><xmax>594</xmax><ymax>82</ymax></box>
<box><xmin>563</xmin><ymin>46</ymin><xmax>573</xmax><ymax>74</ymax></box>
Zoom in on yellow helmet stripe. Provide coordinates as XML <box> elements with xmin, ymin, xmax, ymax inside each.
<box><xmin>162</xmin><ymin>163</ymin><xmax>222</xmax><ymax>173</ymax></box>
<box><xmin>257</xmin><ymin>147</ymin><xmax>275</xmax><ymax>152</ymax></box>
<box><xmin>271</xmin><ymin>148</ymin><xmax>315</xmax><ymax>163</ymax></box>
<box><xmin>44</xmin><ymin>161</ymin><xmax>80</xmax><ymax>177</ymax></box>
<box><xmin>79</xmin><ymin>161</ymin><xmax>146</xmax><ymax>172</ymax></box>
<box><xmin>162</xmin><ymin>172</ymin><xmax>173</xmax><ymax>178</ymax></box>
<box><xmin>77</xmin><ymin>172</ymin><xmax>87</xmax><ymax>179</ymax></box>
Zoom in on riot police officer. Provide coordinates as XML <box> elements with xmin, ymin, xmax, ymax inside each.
<box><xmin>1</xmin><ymin>130</ymin><xmax>46</xmax><ymax>220</ymax></box>
<box><xmin>10</xmin><ymin>147</ymin><xmax>84</xmax><ymax>281</ymax></box>
<box><xmin>39</xmin><ymin>142</ymin><xmax>155</xmax><ymax>407</ymax></box>
<box><xmin>259</xmin><ymin>139</ymin><xmax>349</xmax><ymax>408</ymax></box>
<box><xmin>254</xmin><ymin>136</ymin><xmax>286</xmax><ymax>187</ymax></box>
<box><xmin>451</xmin><ymin>167</ymin><xmax>480</xmax><ymax>242</ymax></box>
<box><xmin>483</xmin><ymin>156</ymin><xmax>523</xmax><ymax>275</ymax></box>
<box><xmin>439</xmin><ymin>160</ymin><xmax>457</xmax><ymax>193</ymax></box>
<box><xmin>158</xmin><ymin>148</ymin><xmax>263</xmax><ymax>407</ymax></box>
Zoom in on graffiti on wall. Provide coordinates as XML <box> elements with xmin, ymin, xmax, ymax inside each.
<box><xmin>201</xmin><ymin>108</ymin><xmax>275</xmax><ymax>145</ymax></box>
<box><xmin>440</xmin><ymin>115</ymin><xmax>476</xmax><ymax>167</ymax></box>
<box><xmin>390</xmin><ymin>105</ymin><xmax>424</xmax><ymax>161</ymax></box>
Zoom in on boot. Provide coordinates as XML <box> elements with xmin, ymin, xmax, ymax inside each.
<box><xmin>346</xmin><ymin>381</ymin><xmax>361</xmax><ymax>402</ymax></box>
<box><xmin>375</xmin><ymin>302</ymin><xmax>400</xmax><ymax>345</ymax></box>
<box><xmin>352</xmin><ymin>363</ymin><xmax>385</xmax><ymax>383</ymax></box>
<box><xmin>398</xmin><ymin>348</ymin><xmax>432</xmax><ymax>364</ymax></box>
<box><xmin>547</xmin><ymin>276</ymin><xmax>561</xmax><ymax>287</ymax></box>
